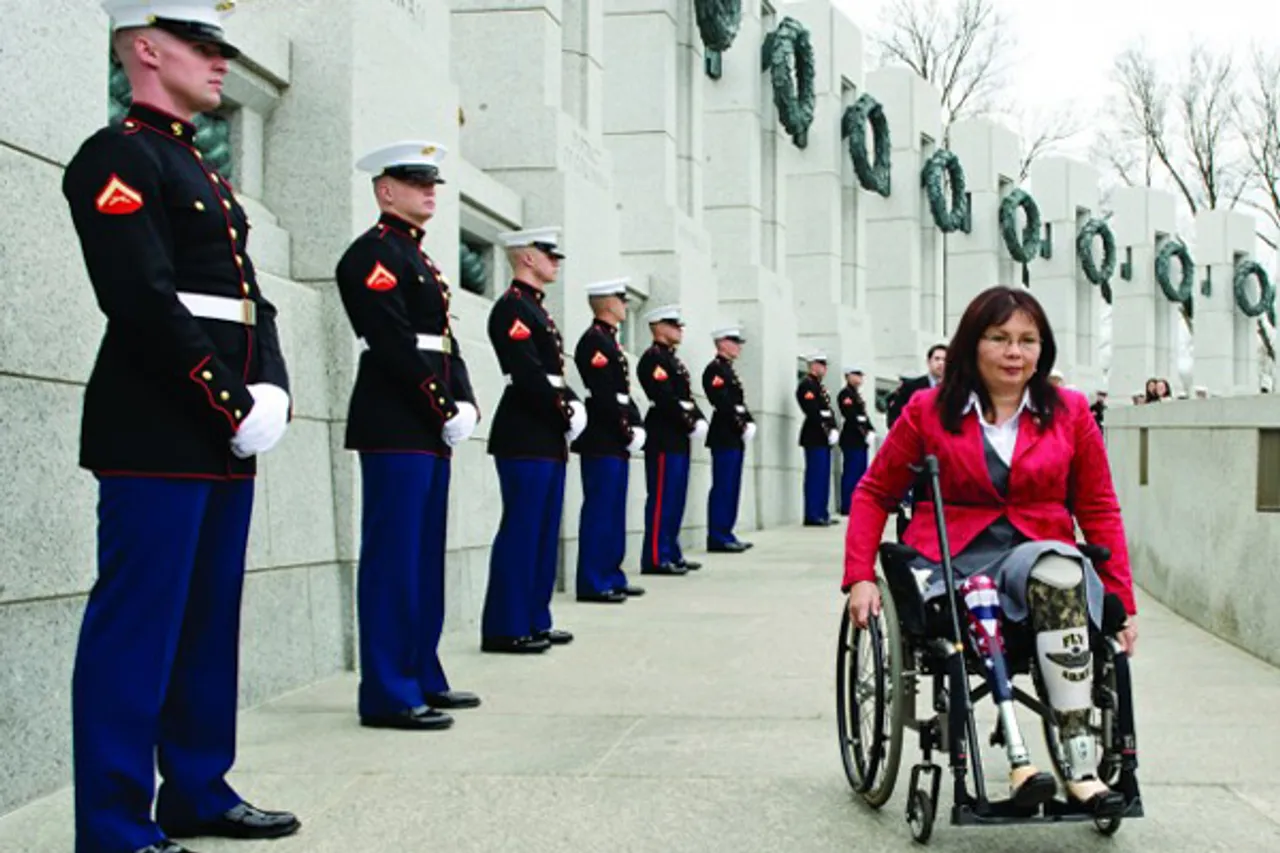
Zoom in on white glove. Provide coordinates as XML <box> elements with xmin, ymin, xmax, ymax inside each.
<box><xmin>691</xmin><ymin>418</ymin><xmax>709</xmax><ymax>440</ymax></box>
<box><xmin>828</xmin><ymin>428</ymin><xmax>839</xmax><ymax>446</ymax></box>
<box><xmin>742</xmin><ymin>422</ymin><xmax>757</xmax><ymax>443</ymax></box>
<box><xmin>566</xmin><ymin>400</ymin><xmax>588</xmax><ymax>442</ymax></box>
<box><xmin>443</xmin><ymin>401</ymin><xmax>479</xmax><ymax>447</ymax></box>
<box><xmin>230</xmin><ymin>383</ymin><xmax>290</xmax><ymax>458</ymax></box>
<box><xmin>627</xmin><ymin>426</ymin><xmax>647</xmax><ymax>453</ymax></box>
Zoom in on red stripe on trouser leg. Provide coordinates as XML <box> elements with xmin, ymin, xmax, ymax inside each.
<box><xmin>651</xmin><ymin>453</ymin><xmax>666</xmax><ymax>564</ymax></box>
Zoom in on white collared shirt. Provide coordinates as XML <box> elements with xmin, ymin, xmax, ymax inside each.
<box><xmin>964</xmin><ymin>389</ymin><xmax>1035</xmax><ymax>467</ymax></box>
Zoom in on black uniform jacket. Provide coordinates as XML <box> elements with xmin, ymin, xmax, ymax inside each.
<box><xmin>335</xmin><ymin>213</ymin><xmax>476</xmax><ymax>455</ymax></box>
<box><xmin>62</xmin><ymin>102</ymin><xmax>289</xmax><ymax>479</ymax></box>
<box><xmin>837</xmin><ymin>386</ymin><xmax>873</xmax><ymax>450</ymax></box>
<box><xmin>886</xmin><ymin>374</ymin><xmax>932</xmax><ymax>430</ymax></box>
<box><xmin>487</xmin><ymin>280</ymin><xmax>578</xmax><ymax>461</ymax></box>
<box><xmin>796</xmin><ymin>374</ymin><xmax>837</xmax><ymax>448</ymax></box>
<box><xmin>570</xmin><ymin>319</ymin><xmax>642</xmax><ymax>458</ymax></box>
<box><xmin>638</xmin><ymin>343</ymin><xmax>705</xmax><ymax>454</ymax></box>
<box><xmin>702</xmin><ymin>355</ymin><xmax>753</xmax><ymax>451</ymax></box>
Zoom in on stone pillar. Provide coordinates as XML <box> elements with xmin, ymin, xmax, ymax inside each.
<box><xmin>784</xmin><ymin>2</ymin><xmax>874</xmax><ymax>386</ymax></box>
<box><xmin>1029</xmin><ymin>156</ymin><xmax>1104</xmax><ymax>391</ymax></box>
<box><xmin>945</xmin><ymin>118</ymin><xmax>1021</xmax><ymax>329</ymax></box>
<box><xmin>1108</xmin><ymin>187</ymin><xmax>1179</xmax><ymax>404</ymax></box>
<box><xmin>864</xmin><ymin>67</ymin><xmax>945</xmax><ymax>379</ymax></box>
<box><xmin>1194</xmin><ymin>209</ymin><xmax>1259</xmax><ymax>395</ymax></box>
<box><xmin>604</xmin><ymin>0</ymin><xmax>719</xmax><ymax>542</ymax></box>
<box><xmin>700</xmin><ymin>2</ymin><xmax>798</xmax><ymax>528</ymax></box>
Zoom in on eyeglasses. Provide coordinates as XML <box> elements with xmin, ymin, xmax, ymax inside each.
<box><xmin>981</xmin><ymin>333</ymin><xmax>1041</xmax><ymax>352</ymax></box>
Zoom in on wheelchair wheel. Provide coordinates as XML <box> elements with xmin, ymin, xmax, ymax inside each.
<box><xmin>835</xmin><ymin>577</ymin><xmax>905</xmax><ymax>808</ymax></box>
<box><xmin>1037</xmin><ymin>640</ymin><xmax>1122</xmax><ymax>788</ymax></box>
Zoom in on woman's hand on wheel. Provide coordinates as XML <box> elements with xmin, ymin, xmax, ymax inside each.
<box><xmin>848</xmin><ymin>581</ymin><xmax>881</xmax><ymax>629</ymax></box>
<box><xmin>1118</xmin><ymin>616</ymin><xmax>1138</xmax><ymax>657</ymax></box>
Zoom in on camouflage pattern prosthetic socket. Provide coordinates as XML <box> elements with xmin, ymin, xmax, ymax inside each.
<box><xmin>1027</xmin><ymin>573</ymin><xmax>1092</xmax><ymax>738</ymax></box>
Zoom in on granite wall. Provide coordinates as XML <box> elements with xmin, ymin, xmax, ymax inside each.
<box><xmin>1106</xmin><ymin>396</ymin><xmax>1280</xmax><ymax>668</ymax></box>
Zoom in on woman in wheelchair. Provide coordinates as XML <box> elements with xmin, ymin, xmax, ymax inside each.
<box><xmin>842</xmin><ymin>286</ymin><xmax>1138</xmax><ymax>817</ymax></box>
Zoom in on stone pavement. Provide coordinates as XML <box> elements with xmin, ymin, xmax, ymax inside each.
<box><xmin>3</xmin><ymin>524</ymin><xmax>1280</xmax><ymax>852</ymax></box>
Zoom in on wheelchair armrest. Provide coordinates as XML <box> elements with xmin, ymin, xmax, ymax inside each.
<box><xmin>879</xmin><ymin>542</ymin><xmax>921</xmax><ymax>567</ymax></box>
<box><xmin>1078</xmin><ymin>543</ymin><xmax>1111</xmax><ymax>565</ymax></box>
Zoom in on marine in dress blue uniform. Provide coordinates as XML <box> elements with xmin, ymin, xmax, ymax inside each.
<box><xmin>796</xmin><ymin>353</ymin><xmax>839</xmax><ymax>526</ymax></box>
<box><xmin>570</xmin><ymin>279</ymin><xmax>647</xmax><ymax>603</ymax></box>
<box><xmin>335</xmin><ymin>142</ymin><xmax>482</xmax><ymax>730</ymax></box>
<box><xmin>836</xmin><ymin>367</ymin><xmax>874</xmax><ymax>515</ymax></box>
<box><xmin>482</xmin><ymin>227</ymin><xmax>583</xmax><ymax>653</ymax></box>
<box><xmin>702</xmin><ymin>325</ymin><xmax>756</xmax><ymax>553</ymax></box>
<box><xmin>637</xmin><ymin>306</ymin><xmax>707</xmax><ymax>575</ymax></box>
<box><xmin>63</xmin><ymin>3</ymin><xmax>299</xmax><ymax>851</ymax></box>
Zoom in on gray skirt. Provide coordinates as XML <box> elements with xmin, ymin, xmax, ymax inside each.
<box><xmin>910</xmin><ymin>535</ymin><xmax>1105</xmax><ymax>629</ymax></box>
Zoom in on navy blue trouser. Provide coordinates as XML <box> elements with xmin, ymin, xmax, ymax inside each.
<box><xmin>839</xmin><ymin>447</ymin><xmax>869</xmax><ymax>515</ymax></box>
<box><xmin>707</xmin><ymin>448</ymin><xmax>744</xmax><ymax>547</ymax></box>
<box><xmin>483</xmin><ymin>458</ymin><xmax>566</xmax><ymax>638</ymax></box>
<box><xmin>73</xmin><ymin>477</ymin><xmax>252</xmax><ymax>853</ymax></box>
<box><xmin>642</xmin><ymin>450</ymin><xmax>690</xmax><ymax>568</ymax></box>
<box><xmin>803</xmin><ymin>447</ymin><xmax>832</xmax><ymax>523</ymax></box>
<box><xmin>575</xmin><ymin>455</ymin><xmax>630</xmax><ymax>596</ymax></box>
<box><xmin>356</xmin><ymin>453</ymin><xmax>451</xmax><ymax>718</ymax></box>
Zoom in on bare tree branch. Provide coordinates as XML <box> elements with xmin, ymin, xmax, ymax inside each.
<box><xmin>873</xmin><ymin>0</ymin><xmax>1012</xmax><ymax>129</ymax></box>
<box><xmin>1237</xmin><ymin>47</ymin><xmax>1280</xmax><ymax>233</ymax></box>
<box><xmin>1016</xmin><ymin>104</ymin><xmax>1085</xmax><ymax>182</ymax></box>
<box><xmin>1100</xmin><ymin>42</ymin><xmax>1250</xmax><ymax>220</ymax></box>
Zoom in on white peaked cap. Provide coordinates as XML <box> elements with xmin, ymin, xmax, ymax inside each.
<box><xmin>644</xmin><ymin>304</ymin><xmax>683</xmax><ymax>325</ymax></box>
<box><xmin>355</xmin><ymin>141</ymin><xmax>448</xmax><ymax>183</ymax></box>
<box><xmin>585</xmin><ymin>278</ymin><xmax>630</xmax><ymax>297</ymax></box>
<box><xmin>711</xmin><ymin>325</ymin><xmax>745</xmax><ymax>341</ymax></box>
<box><xmin>497</xmin><ymin>226</ymin><xmax>565</xmax><ymax>257</ymax></box>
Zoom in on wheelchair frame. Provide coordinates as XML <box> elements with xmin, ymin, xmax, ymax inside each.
<box><xmin>835</xmin><ymin>455</ymin><xmax>1143</xmax><ymax>844</ymax></box>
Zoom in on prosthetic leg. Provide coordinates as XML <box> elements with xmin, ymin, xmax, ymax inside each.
<box><xmin>1027</xmin><ymin>557</ymin><xmax>1125</xmax><ymax>817</ymax></box>
<box><xmin>959</xmin><ymin>575</ymin><xmax>1056</xmax><ymax>808</ymax></box>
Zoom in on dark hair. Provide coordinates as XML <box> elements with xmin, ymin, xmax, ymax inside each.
<box><xmin>926</xmin><ymin>343</ymin><xmax>948</xmax><ymax>360</ymax></box>
<box><xmin>935</xmin><ymin>286</ymin><xmax>1061</xmax><ymax>433</ymax></box>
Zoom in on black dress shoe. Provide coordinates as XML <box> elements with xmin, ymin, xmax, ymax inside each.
<box><xmin>577</xmin><ymin>590</ymin><xmax>627</xmax><ymax>603</ymax></box>
<box><xmin>641</xmin><ymin>562</ymin><xmax>687</xmax><ymax>576</ymax></box>
<box><xmin>537</xmin><ymin>628</ymin><xmax>574</xmax><ymax>645</ymax></box>
<box><xmin>161</xmin><ymin>802</ymin><xmax>301</xmax><ymax>840</ymax></box>
<box><xmin>622</xmin><ymin>585</ymin><xmax>645</xmax><ymax>597</ymax></box>
<box><xmin>738</xmin><ymin>541</ymin><xmax>754</xmax><ymax>549</ymax></box>
<box><xmin>360</xmin><ymin>705</ymin><xmax>454</xmax><ymax>730</ymax></box>
<box><xmin>707</xmin><ymin>541</ymin><xmax>748</xmax><ymax>553</ymax></box>
<box><xmin>678</xmin><ymin>559</ymin><xmax>702</xmax><ymax>570</ymax></box>
<box><xmin>136</xmin><ymin>844</ymin><xmax>197</xmax><ymax>853</ymax></box>
<box><xmin>481</xmin><ymin>635</ymin><xmax>551</xmax><ymax>653</ymax></box>
<box><xmin>424</xmin><ymin>690</ymin><xmax>482</xmax><ymax>710</ymax></box>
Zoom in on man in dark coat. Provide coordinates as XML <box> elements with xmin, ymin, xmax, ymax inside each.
<box><xmin>702</xmin><ymin>325</ymin><xmax>756</xmax><ymax>552</ymax></box>
<box><xmin>796</xmin><ymin>353</ymin><xmax>838</xmax><ymax>525</ymax></box>
<box><xmin>571</xmin><ymin>278</ymin><xmax>646</xmax><ymax>602</ymax></box>
<box><xmin>482</xmin><ymin>226</ymin><xmax>584</xmax><ymax>653</ymax></box>
<box><xmin>63</xmin><ymin>3</ymin><xmax>299</xmax><ymax>849</ymax></box>
<box><xmin>638</xmin><ymin>305</ymin><xmax>707</xmax><ymax>574</ymax></box>
<box><xmin>335</xmin><ymin>140</ymin><xmax>481</xmax><ymax>730</ymax></box>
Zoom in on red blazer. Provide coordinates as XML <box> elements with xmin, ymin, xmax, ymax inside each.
<box><xmin>843</xmin><ymin>386</ymin><xmax>1136</xmax><ymax>615</ymax></box>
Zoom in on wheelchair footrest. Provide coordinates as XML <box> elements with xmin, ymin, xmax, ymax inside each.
<box><xmin>952</xmin><ymin>794</ymin><xmax>1143</xmax><ymax>826</ymax></box>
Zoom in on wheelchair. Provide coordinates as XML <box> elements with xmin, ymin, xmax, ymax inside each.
<box><xmin>835</xmin><ymin>456</ymin><xmax>1143</xmax><ymax>844</ymax></box>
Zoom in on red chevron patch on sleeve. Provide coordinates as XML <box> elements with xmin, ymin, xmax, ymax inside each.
<box><xmin>653</xmin><ymin>366</ymin><xmax>668</xmax><ymax>381</ymax></box>
<box><xmin>804</xmin><ymin>391</ymin><xmax>815</xmax><ymax>400</ymax></box>
<box><xmin>711</xmin><ymin>375</ymin><xmax>725</xmax><ymax>388</ymax></box>
<box><xmin>590</xmin><ymin>351</ymin><xmax>608</xmax><ymax>368</ymax></box>
<box><xmin>508</xmin><ymin>319</ymin><xmax>532</xmax><ymax>341</ymax></box>
<box><xmin>365</xmin><ymin>262</ymin><xmax>398</xmax><ymax>291</ymax></box>
<box><xmin>94</xmin><ymin>174</ymin><xmax>143</xmax><ymax>215</ymax></box>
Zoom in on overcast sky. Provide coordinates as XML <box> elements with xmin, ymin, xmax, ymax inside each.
<box><xmin>833</xmin><ymin>0</ymin><xmax>1271</xmax><ymax>159</ymax></box>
